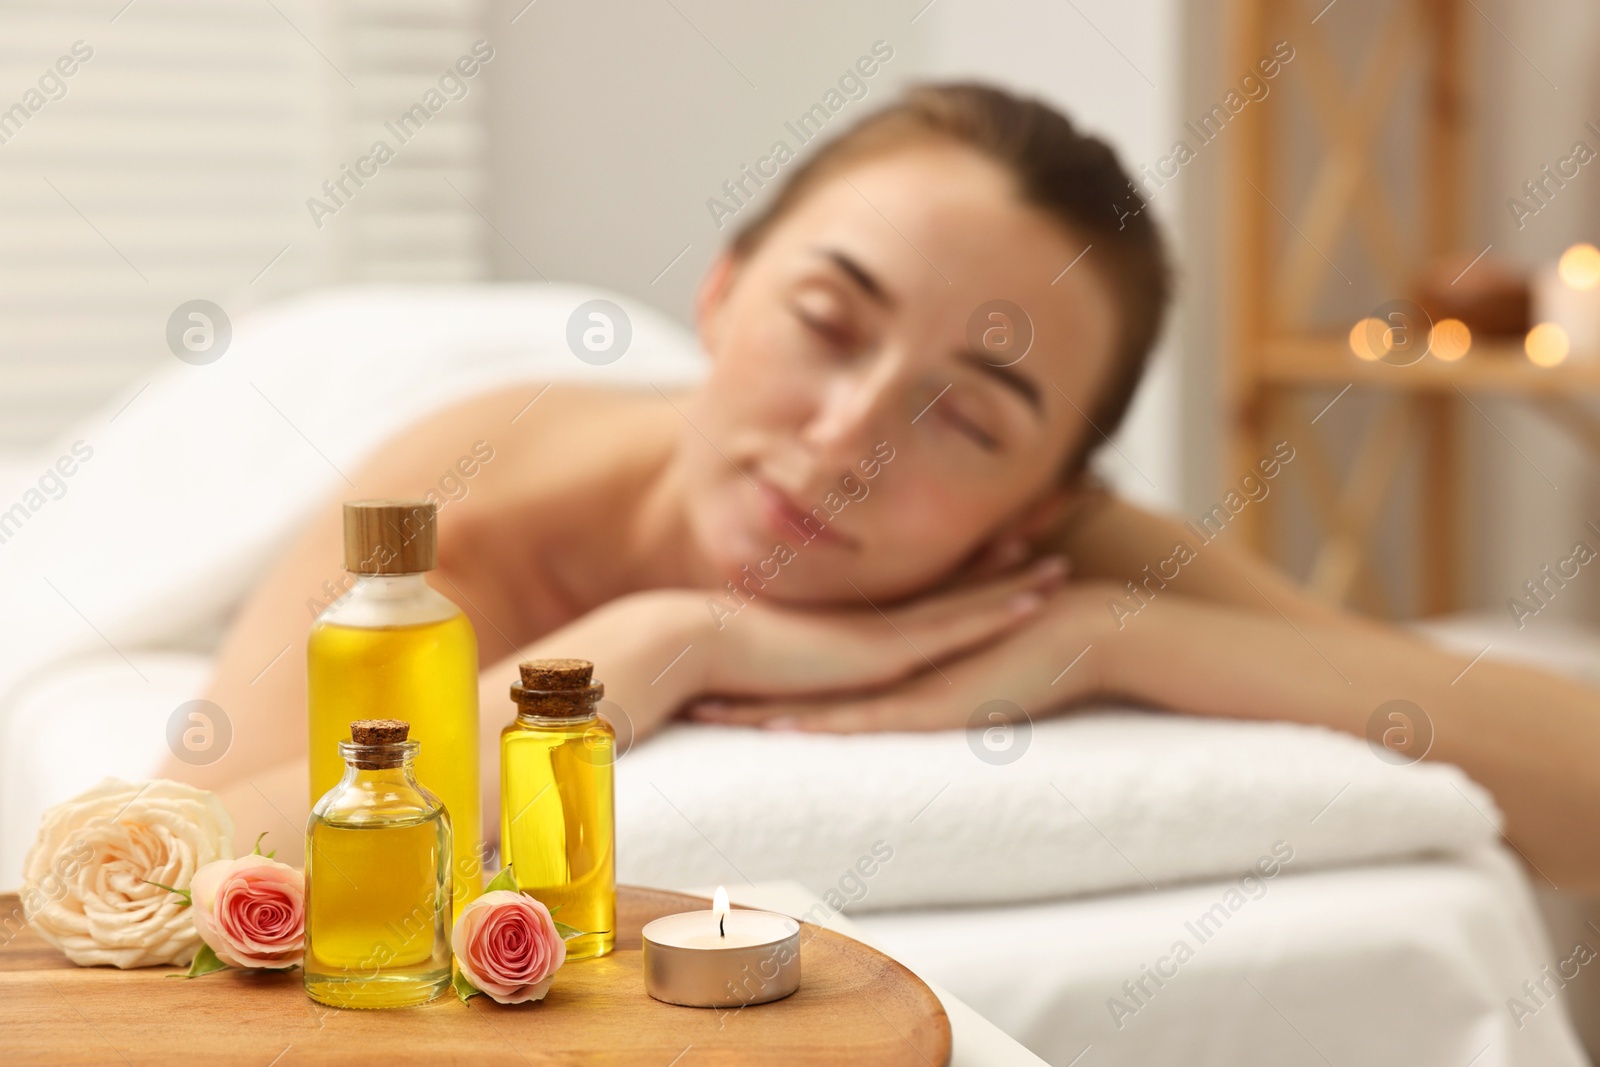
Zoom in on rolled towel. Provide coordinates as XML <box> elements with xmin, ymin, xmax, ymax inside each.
<box><xmin>616</xmin><ymin>711</ymin><xmax>1500</xmax><ymax>912</ymax></box>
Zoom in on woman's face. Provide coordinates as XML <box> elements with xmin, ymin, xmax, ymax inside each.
<box><xmin>685</xmin><ymin>141</ymin><xmax>1119</xmax><ymax>603</ymax></box>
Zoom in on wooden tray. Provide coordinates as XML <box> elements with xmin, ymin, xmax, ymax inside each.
<box><xmin>0</xmin><ymin>886</ymin><xmax>951</xmax><ymax>1066</ymax></box>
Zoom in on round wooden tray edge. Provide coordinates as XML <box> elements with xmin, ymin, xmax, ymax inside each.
<box><xmin>620</xmin><ymin>884</ymin><xmax>953</xmax><ymax>1063</ymax></box>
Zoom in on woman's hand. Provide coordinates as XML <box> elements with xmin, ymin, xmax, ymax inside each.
<box><xmin>481</xmin><ymin>557</ymin><xmax>1065</xmax><ymax>745</ymax></box>
<box><xmin>688</xmin><ymin>579</ymin><xmax>1120</xmax><ymax>732</ymax></box>
<box><xmin>699</xmin><ymin>556</ymin><xmax>1069</xmax><ymax>698</ymax></box>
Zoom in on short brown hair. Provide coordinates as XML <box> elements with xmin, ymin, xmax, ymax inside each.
<box><xmin>731</xmin><ymin>82</ymin><xmax>1172</xmax><ymax>476</ymax></box>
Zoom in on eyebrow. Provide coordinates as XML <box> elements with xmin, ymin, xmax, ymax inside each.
<box><xmin>814</xmin><ymin>248</ymin><xmax>891</xmax><ymax>306</ymax></box>
<box><xmin>958</xmin><ymin>350</ymin><xmax>1044</xmax><ymax>415</ymax></box>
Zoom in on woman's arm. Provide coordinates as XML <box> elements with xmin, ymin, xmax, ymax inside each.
<box><xmin>1102</xmin><ymin>594</ymin><xmax>1600</xmax><ymax>891</ymax></box>
<box><xmin>1052</xmin><ymin>488</ymin><xmax>1350</xmax><ymax>628</ymax></box>
<box><xmin>699</xmin><ymin>492</ymin><xmax>1600</xmax><ymax>888</ymax></box>
<box><xmin>695</xmin><ymin>582</ymin><xmax>1600</xmax><ymax>888</ymax></box>
<box><xmin>1063</xmin><ymin>494</ymin><xmax>1600</xmax><ymax>886</ymax></box>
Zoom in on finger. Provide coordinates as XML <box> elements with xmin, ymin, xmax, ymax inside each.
<box><xmin>779</xmin><ymin>693</ymin><xmax>975</xmax><ymax>733</ymax></box>
<box><xmin>686</xmin><ymin>699</ymin><xmax>794</xmax><ymax>726</ymax></box>
<box><xmin>689</xmin><ymin>695</ymin><xmax>919</xmax><ymax>733</ymax></box>
<box><xmin>883</xmin><ymin>555</ymin><xmax>1066</xmax><ymax>663</ymax></box>
<box><xmin>916</xmin><ymin>553</ymin><xmax>1069</xmax><ymax>615</ymax></box>
<box><xmin>946</xmin><ymin>536</ymin><xmax>1029</xmax><ymax>588</ymax></box>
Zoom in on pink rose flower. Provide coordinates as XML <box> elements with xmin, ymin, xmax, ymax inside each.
<box><xmin>190</xmin><ymin>854</ymin><xmax>304</xmax><ymax>970</ymax></box>
<box><xmin>452</xmin><ymin>890</ymin><xmax>567</xmax><ymax>1004</ymax></box>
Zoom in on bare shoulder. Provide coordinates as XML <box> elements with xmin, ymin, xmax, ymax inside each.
<box><xmin>356</xmin><ymin>382</ymin><xmax>678</xmax><ymax>503</ymax></box>
<box><xmin>356</xmin><ymin>381</ymin><xmax>680</xmax><ymax>630</ymax></box>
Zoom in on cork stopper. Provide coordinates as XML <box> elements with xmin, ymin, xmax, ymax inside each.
<box><xmin>343</xmin><ymin>500</ymin><xmax>436</xmax><ymax>575</ymax></box>
<box><xmin>350</xmin><ymin>719</ymin><xmax>409</xmax><ymax>745</ymax></box>
<box><xmin>344</xmin><ymin>719</ymin><xmax>413</xmax><ymax>768</ymax></box>
<box><xmin>520</xmin><ymin>659</ymin><xmax>593</xmax><ymax>689</ymax></box>
<box><xmin>512</xmin><ymin>658</ymin><xmax>603</xmax><ymax>717</ymax></box>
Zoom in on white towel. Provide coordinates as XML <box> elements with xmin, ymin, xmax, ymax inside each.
<box><xmin>616</xmin><ymin>713</ymin><xmax>1501</xmax><ymax>911</ymax></box>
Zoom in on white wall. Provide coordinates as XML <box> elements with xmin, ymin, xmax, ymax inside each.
<box><xmin>483</xmin><ymin>0</ymin><xmax>928</xmax><ymax>327</ymax></box>
<box><xmin>1470</xmin><ymin>0</ymin><xmax>1600</xmax><ymax>628</ymax></box>
<box><xmin>918</xmin><ymin>0</ymin><xmax>1185</xmax><ymax>510</ymax></box>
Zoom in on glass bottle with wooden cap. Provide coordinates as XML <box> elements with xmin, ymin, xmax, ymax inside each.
<box><xmin>305</xmin><ymin>719</ymin><xmax>452</xmax><ymax>1008</ymax></box>
<box><xmin>500</xmin><ymin>658</ymin><xmax>616</xmax><ymax>959</ymax></box>
<box><xmin>307</xmin><ymin>500</ymin><xmax>481</xmax><ymax>913</ymax></box>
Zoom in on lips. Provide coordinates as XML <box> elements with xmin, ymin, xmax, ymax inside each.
<box><xmin>755</xmin><ymin>478</ymin><xmax>850</xmax><ymax>547</ymax></box>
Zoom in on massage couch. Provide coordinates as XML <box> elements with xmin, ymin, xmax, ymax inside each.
<box><xmin>0</xmin><ymin>285</ymin><xmax>1588</xmax><ymax>1065</ymax></box>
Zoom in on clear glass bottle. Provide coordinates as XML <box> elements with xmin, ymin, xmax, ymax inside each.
<box><xmin>305</xmin><ymin>719</ymin><xmax>452</xmax><ymax>1009</ymax></box>
<box><xmin>500</xmin><ymin>658</ymin><xmax>616</xmax><ymax>959</ymax></box>
<box><xmin>308</xmin><ymin>500</ymin><xmax>481</xmax><ymax>914</ymax></box>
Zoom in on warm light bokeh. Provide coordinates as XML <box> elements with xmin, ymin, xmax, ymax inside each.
<box><xmin>1525</xmin><ymin>322</ymin><xmax>1570</xmax><ymax>367</ymax></box>
<box><xmin>1349</xmin><ymin>317</ymin><xmax>1388</xmax><ymax>361</ymax></box>
<box><xmin>1430</xmin><ymin>318</ymin><xmax>1471</xmax><ymax>362</ymax></box>
<box><xmin>1558</xmin><ymin>242</ymin><xmax>1600</xmax><ymax>290</ymax></box>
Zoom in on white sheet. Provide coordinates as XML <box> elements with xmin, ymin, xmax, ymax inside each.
<box><xmin>717</xmin><ymin>880</ymin><xmax>1052</xmax><ymax>1067</ymax></box>
<box><xmin>851</xmin><ymin>849</ymin><xmax>1587</xmax><ymax>1067</ymax></box>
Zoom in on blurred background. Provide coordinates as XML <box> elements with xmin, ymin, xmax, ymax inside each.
<box><xmin>4</xmin><ymin>0</ymin><xmax>1600</xmax><ymax>1054</ymax></box>
<box><xmin>6</xmin><ymin>0</ymin><xmax>1600</xmax><ymax>626</ymax></box>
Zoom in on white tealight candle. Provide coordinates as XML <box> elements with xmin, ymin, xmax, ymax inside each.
<box><xmin>1533</xmin><ymin>247</ymin><xmax>1600</xmax><ymax>361</ymax></box>
<box><xmin>641</xmin><ymin>887</ymin><xmax>802</xmax><ymax>1008</ymax></box>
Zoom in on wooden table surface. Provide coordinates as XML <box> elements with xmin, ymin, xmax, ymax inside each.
<box><xmin>0</xmin><ymin>886</ymin><xmax>950</xmax><ymax>1066</ymax></box>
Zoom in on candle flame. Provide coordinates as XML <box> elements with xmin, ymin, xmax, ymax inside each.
<box><xmin>1526</xmin><ymin>323</ymin><xmax>1570</xmax><ymax>368</ymax></box>
<box><xmin>1560</xmin><ymin>243</ymin><xmax>1600</xmax><ymax>291</ymax></box>
<box><xmin>713</xmin><ymin>886</ymin><xmax>730</xmax><ymax>937</ymax></box>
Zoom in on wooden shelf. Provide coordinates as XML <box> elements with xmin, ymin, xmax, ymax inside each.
<box><xmin>1223</xmin><ymin>0</ymin><xmax>1600</xmax><ymax>616</ymax></box>
<box><xmin>1259</xmin><ymin>337</ymin><xmax>1600</xmax><ymax>395</ymax></box>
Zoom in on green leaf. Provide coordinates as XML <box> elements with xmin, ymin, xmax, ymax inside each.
<box><xmin>251</xmin><ymin>832</ymin><xmax>270</xmax><ymax>856</ymax></box>
<box><xmin>181</xmin><ymin>943</ymin><xmax>229</xmax><ymax>979</ymax></box>
<box><xmin>452</xmin><ymin>966</ymin><xmax>480</xmax><ymax>1003</ymax></box>
<box><xmin>553</xmin><ymin>920</ymin><xmax>602</xmax><ymax>942</ymax></box>
<box><xmin>484</xmin><ymin>865</ymin><xmax>517</xmax><ymax>894</ymax></box>
<box><xmin>142</xmin><ymin>879</ymin><xmax>191</xmax><ymax>907</ymax></box>
<box><xmin>477</xmin><ymin>865</ymin><xmax>599</xmax><ymax>939</ymax></box>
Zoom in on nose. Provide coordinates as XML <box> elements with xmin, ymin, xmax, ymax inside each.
<box><xmin>798</xmin><ymin>356</ymin><xmax>903</xmax><ymax>474</ymax></box>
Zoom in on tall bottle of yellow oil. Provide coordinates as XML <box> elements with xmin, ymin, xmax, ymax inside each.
<box><xmin>500</xmin><ymin>658</ymin><xmax>615</xmax><ymax>959</ymax></box>
<box><xmin>308</xmin><ymin>500</ymin><xmax>480</xmax><ymax>913</ymax></box>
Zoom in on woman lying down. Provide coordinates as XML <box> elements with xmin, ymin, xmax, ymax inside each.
<box><xmin>171</xmin><ymin>83</ymin><xmax>1600</xmax><ymax>889</ymax></box>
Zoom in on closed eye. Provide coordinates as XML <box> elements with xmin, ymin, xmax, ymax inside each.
<box><xmin>941</xmin><ymin>405</ymin><xmax>1001</xmax><ymax>451</ymax></box>
<box><xmin>791</xmin><ymin>301</ymin><xmax>856</xmax><ymax>351</ymax></box>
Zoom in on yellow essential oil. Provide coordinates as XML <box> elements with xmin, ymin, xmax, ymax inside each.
<box><xmin>308</xmin><ymin>500</ymin><xmax>481</xmax><ymax>913</ymax></box>
<box><xmin>305</xmin><ymin>719</ymin><xmax>452</xmax><ymax>1009</ymax></box>
<box><xmin>500</xmin><ymin>658</ymin><xmax>616</xmax><ymax>960</ymax></box>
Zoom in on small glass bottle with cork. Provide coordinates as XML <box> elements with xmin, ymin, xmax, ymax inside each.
<box><xmin>500</xmin><ymin>658</ymin><xmax>616</xmax><ymax>960</ymax></box>
<box><xmin>304</xmin><ymin>719</ymin><xmax>453</xmax><ymax>1009</ymax></box>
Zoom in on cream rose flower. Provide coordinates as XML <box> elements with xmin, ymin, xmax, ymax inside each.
<box><xmin>21</xmin><ymin>778</ymin><xmax>234</xmax><ymax>968</ymax></box>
